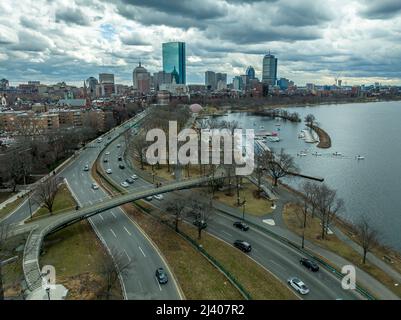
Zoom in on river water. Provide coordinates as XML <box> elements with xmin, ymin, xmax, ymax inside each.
<box><xmin>219</xmin><ymin>101</ymin><xmax>401</xmax><ymax>251</ymax></box>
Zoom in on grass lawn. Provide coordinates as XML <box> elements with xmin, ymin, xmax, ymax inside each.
<box><xmin>0</xmin><ymin>196</ymin><xmax>26</xmax><ymax>221</ymax></box>
<box><xmin>213</xmin><ymin>181</ymin><xmax>274</xmax><ymax>216</ymax></box>
<box><xmin>179</xmin><ymin>222</ymin><xmax>296</xmax><ymax>300</ymax></box>
<box><xmin>283</xmin><ymin>203</ymin><xmax>401</xmax><ymax>298</ymax></box>
<box><xmin>41</xmin><ymin>220</ymin><xmax>122</xmax><ymax>300</ymax></box>
<box><xmin>123</xmin><ymin>204</ymin><xmax>243</xmax><ymax>300</ymax></box>
<box><xmin>29</xmin><ymin>184</ymin><xmax>76</xmax><ymax>221</ymax></box>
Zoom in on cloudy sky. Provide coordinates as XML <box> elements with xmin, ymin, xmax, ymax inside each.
<box><xmin>1</xmin><ymin>0</ymin><xmax>401</xmax><ymax>86</ymax></box>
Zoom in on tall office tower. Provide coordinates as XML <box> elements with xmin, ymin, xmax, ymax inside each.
<box><xmin>216</xmin><ymin>73</ymin><xmax>227</xmax><ymax>90</ymax></box>
<box><xmin>246</xmin><ymin>66</ymin><xmax>256</xmax><ymax>80</ymax></box>
<box><xmin>133</xmin><ymin>62</ymin><xmax>151</xmax><ymax>94</ymax></box>
<box><xmin>99</xmin><ymin>73</ymin><xmax>115</xmax><ymax>84</ymax></box>
<box><xmin>86</xmin><ymin>77</ymin><xmax>98</xmax><ymax>98</ymax></box>
<box><xmin>162</xmin><ymin>42</ymin><xmax>186</xmax><ymax>84</ymax></box>
<box><xmin>205</xmin><ymin>71</ymin><xmax>216</xmax><ymax>90</ymax></box>
<box><xmin>262</xmin><ymin>53</ymin><xmax>277</xmax><ymax>85</ymax></box>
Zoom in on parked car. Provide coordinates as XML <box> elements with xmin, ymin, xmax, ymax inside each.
<box><xmin>97</xmin><ymin>138</ymin><xmax>103</xmax><ymax>143</ymax></box>
<box><xmin>131</xmin><ymin>174</ymin><xmax>138</xmax><ymax>180</ymax></box>
<box><xmin>92</xmin><ymin>183</ymin><xmax>99</xmax><ymax>190</ymax></box>
<box><xmin>287</xmin><ymin>277</ymin><xmax>310</xmax><ymax>295</ymax></box>
<box><xmin>103</xmin><ymin>158</ymin><xmax>108</xmax><ymax>163</ymax></box>
<box><xmin>145</xmin><ymin>195</ymin><xmax>153</xmax><ymax>201</ymax></box>
<box><xmin>119</xmin><ymin>164</ymin><xmax>125</xmax><ymax>169</ymax></box>
<box><xmin>105</xmin><ymin>151</ymin><xmax>110</xmax><ymax>155</ymax></box>
<box><xmin>117</xmin><ymin>144</ymin><xmax>121</xmax><ymax>148</ymax></box>
<box><xmin>118</xmin><ymin>156</ymin><xmax>122</xmax><ymax>161</ymax></box>
<box><xmin>120</xmin><ymin>181</ymin><xmax>129</xmax><ymax>188</ymax></box>
<box><xmin>233</xmin><ymin>221</ymin><xmax>249</xmax><ymax>231</ymax></box>
<box><xmin>193</xmin><ymin>220</ymin><xmax>207</xmax><ymax>229</ymax></box>
<box><xmin>83</xmin><ymin>165</ymin><xmax>89</xmax><ymax>171</ymax></box>
<box><xmin>155</xmin><ymin>268</ymin><xmax>168</xmax><ymax>284</ymax></box>
<box><xmin>300</xmin><ymin>258</ymin><xmax>319</xmax><ymax>272</ymax></box>
<box><xmin>106</xmin><ymin>169</ymin><xmax>112</xmax><ymax>174</ymax></box>
<box><xmin>154</xmin><ymin>194</ymin><xmax>164</xmax><ymax>200</ymax></box>
<box><xmin>126</xmin><ymin>178</ymin><xmax>134</xmax><ymax>184</ymax></box>
<box><xmin>233</xmin><ymin>240</ymin><xmax>252</xmax><ymax>252</ymax></box>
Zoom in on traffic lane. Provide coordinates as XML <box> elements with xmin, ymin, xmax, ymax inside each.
<box><xmin>90</xmin><ymin>208</ymin><xmax>179</xmax><ymax>299</ymax></box>
<box><xmin>205</xmin><ymin>213</ymin><xmax>360</xmax><ymax>300</ymax></box>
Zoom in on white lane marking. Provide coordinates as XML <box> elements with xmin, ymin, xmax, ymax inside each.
<box><xmin>138</xmin><ymin>246</ymin><xmax>146</xmax><ymax>257</ymax></box>
<box><xmin>110</xmin><ymin>229</ymin><xmax>117</xmax><ymax>238</ymax></box>
<box><xmin>221</xmin><ymin>230</ymin><xmax>233</xmax><ymax>237</ymax></box>
<box><xmin>112</xmin><ymin>212</ymin><xmax>117</xmax><ymax>219</ymax></box>
<box><xmin>123</xmin><ymin>226</ymin><xmax>132</xmax><ymax>236</ymax></box>
<box><xmin>124</xmin><ymin>249</ymin><xmax>131</xmax><ymax>262</ymax></box>
<box><xmin>99</xmin><ymin>214</ymin><xmax>104</xmax><ymax>221</ymax></box>
<box><xmin>269</xmin><ymin>259</ymin><xmax>286</xmax><ymax>271</ymax></box>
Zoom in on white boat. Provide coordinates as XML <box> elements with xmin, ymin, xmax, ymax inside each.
<box><xmin>275</xmin><ymin>123</ymin><xmax>281</xmax><ymax>126</ymax></box>
<box><xmin>356</xmin><ymin>155</ymin><xmax>365</xmax><ymax>160</ymax></box>
<box><xmin>298</xmin><ymin>132</ymin><xmax>305</xmax><ymax>139</ymax></box>
<box><xmin>312</xmin><ymin>152</ymin><xmax>322</xmax><ymax>156</ymax></box>
<box><xmin>333</xmin><ymin>152</ymin><xmax>342</xmax><ymax>156</ymax></box>
<box><xmin>267</xmin><ymin>136</ymin><xmax>280</xmax><ymax>142</ymax></box>
<box><xmin>297</xmin><ymin>151</ymin><xmax>307</xmax><ymax>156</ymax></box>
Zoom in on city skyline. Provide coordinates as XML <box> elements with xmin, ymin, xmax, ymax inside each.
<box><xmin>1</xmin><ymin>0</ymin><xmax>401</xmax><ymax>86</ymax></box>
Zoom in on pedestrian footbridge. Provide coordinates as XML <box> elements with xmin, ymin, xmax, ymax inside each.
<box><xmin>22</xmin><ymin>172</ymin><xmax>224</xmax><ymax>292</ymax></box>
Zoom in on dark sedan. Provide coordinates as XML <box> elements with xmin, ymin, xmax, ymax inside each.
<box><xmin>300</xmin><ymin>258</ymin><xmax>319</xmax><ymax>272</ymax></box>
<box><xmin>155</xmin><ymin>268</ymin><xmax>168</xmax><ymax>284</ymax></box>
<box><xmin>233</xmin><ymin>221</ymin><xmax>249</xmax><ymax>231</ymax></box>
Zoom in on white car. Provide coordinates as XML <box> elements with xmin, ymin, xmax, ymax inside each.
<box><xmin>131</xmin><ymin>174</ymin><xmax>138</xmax><ymax>180</ymax></box>
<box><xmin>105</xmin><ymin>151</ymin><xmax>110</xmax><ymax>155</ymax></box>
<box><xmin>120</xmin><ymin>181</ymin><xmax>129</xmax><ymax>188</ymax></box>
<box><xmin>92</xmin><ymin>183</ymin><xmax>99</xmax><ymax>190</ymax></box>
<box><xmin>83</xmin><ymin>165</ymin><xmax>89</xmax><ymax>171</ymax></box>
<box><xmin>106</xmin><ymin>169</ymin><xmax>112</xmax><ymax>174</ymax></box>
<box><xmin>154</xmin><ymin>194</ymin><xmax>164</xmax><ymax>200</ymax></box>
<box><xmin>287</xmin><ymin>277</ymin><xmax>310</xmax><ymax>295</ymax></box>
<box><xmin>117</xmin><ymin>144</ymin><xmax>121</xmax><ymax>148</ymax></box>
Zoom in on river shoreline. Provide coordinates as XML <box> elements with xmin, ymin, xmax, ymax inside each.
<box><xmin>307</xmin><ymin>124</ymin><xmax>331</xmax><ymax>148</ymax></box>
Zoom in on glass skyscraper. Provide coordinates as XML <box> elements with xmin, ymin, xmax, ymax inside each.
<box><xmin>162</xmin><ymin>42</ymin><xmax>186</xmax><ymax>84</ymax></box>
<box><xmin>262</xmin><ymin>53</ymin><xmax>277</xmax><ymax>85</ymax></box>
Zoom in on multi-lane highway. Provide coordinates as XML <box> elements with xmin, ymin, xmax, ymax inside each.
<box><xmin>102</xmin><ymin>130</ymin><xmax>361</xmax><ymax>300</ymax></box>
<box><xmin>4</xmin><ymin>111</ymin><xmax>181</xmax><ymax>300</ymax></box>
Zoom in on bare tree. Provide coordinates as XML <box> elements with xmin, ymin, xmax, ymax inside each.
<box><xmin>129</xmin><ymin>133</ymin><xmax>148</xmax><ymax>170</ymax></box>
<box><xmin>98</xmin><ymin>247</ymin><xmax>131</xmax><ymax>300</ymax></box>
<box><xmin>167</xmin><ymin>199</ymin><xmax>186</xmax><ymax>232</ymax></box>
<box><xmin>265</xmin><ymin>148</ymin><xmax>298</xmax><ymax>187</ymax></box>
<box><xmin>356</xmin><ymin>216</ymin><xmax>379</xmax><ymax>264</ymax></box>
<box><xmin>305</xmin><ymin>114</ymin><xmax>316</xmax><ymax>127</ymax></box>
<box><xmin>190</xmin><ymin>198</ymin><xmax>214</xmax><ymax>240</ymax></box>
<box><xmin>314</xmin><ymin>184</ymin><xmax>344</xmax><ymax>240</ymax></box>
<box><xmin>34</xmin><ymin>177</ymin><xmax>60</xmax><ymax>214</ymax></box>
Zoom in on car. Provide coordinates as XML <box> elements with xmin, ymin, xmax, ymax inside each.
<box><xmin>120</xmin><ymin>181</ymin><xmax>129</xmax><ymax>188</ymax></box>
<box><xmin>145</xmin><ymin>195</ymin><xmax>153</xmax><ymax>201</ymax></box>
<box><xmin>233</xmin><ymin>221</ymin><xmax>249</xmax><ymax>231</ymax></box>
<box><xmin>233</xmin><ymin>240</ymin><xmax>252</xmax><ymax>252</ymax></box>
<box><xmin>105</xmin><ymin>151</ymin><xmax>110</xmax><ymax>155</ymax></box>
<box><xmin>92</xmin><ymin>183</ymin><xmax>99</xmax><ymax>190</ymax></box>
<box><xmin>154</xmin><ymin>194</ymin><xmax>164</xmax><ymax>200</ymax></box>
<box><xmin>300</xmin><ymin>258</ymin><xmax>319</xmax><ymax>272</ymax></box>
<box><xmin>155</xmin><ymin>268</ymin><xmax>168</xmax><ymax>284</ymax></box>
<box><xmin>117</xmin><ymin>144</ymin><xmax>121</xmax><ymax>148</ymax></box>
<box><xmin>106</xmin><ymin>169</ymin><xmax>112</xmax><ymax>174</ymax></box>
<box><xmin>103</xmin><ymin>158</ymin><xmax>108</xmax><ymax>163</ymax></box>
<box><xmin>119</xmin><ymin>164</ymin><xmax>125</xmax><ymax>169</ymax></box>
<box><xmin>97</xmin><ymin>138</ymin><xmax>103</xmax><ymax>143</ymax></box>
<box><xmin>83</xmin><ymin>165</ymin><xmax>89</xmax><ymax>171</ymax></box>
<box><xmin>287</xmin><ymin>277</ymin><xmax>310</xmax><ymax>295</ymax></box>
<box><xmin>126</xmin><ymin>178</ymin><xmax>134</xmax><ymax>184</ymax></box>
<box><xmin>193</xmin><ymin>220</ymin><xmax>207</xmax><ymax>229</ymax></box>
<box><xmin>118</xmin><ymin>156</ymin><xmax>123</xmax><ymax>161</ymax></box>
<box><xmin>131</xmin><ymin>174</ymin><xmax>138</xmax><ymax>180</ymax></box>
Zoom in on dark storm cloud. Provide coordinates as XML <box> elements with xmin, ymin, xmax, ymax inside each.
<box><xmin>271</xmin><ymin>1</ymin><xmax>333</xmax><ymax>27</ymax></box>
<box><xmin>117</xmin><ymin>0</ymin><xmax>227</xmax><ymax>20</ymax></box>
<box><xmin>55</xmin><ymin>7</ymin><xmax>90</xmax><ymax>25</ymax></box>
<box><xmin>360</xmin><ymin>0</ymin><xmax>401</xmax><ymax>19</ymax></box>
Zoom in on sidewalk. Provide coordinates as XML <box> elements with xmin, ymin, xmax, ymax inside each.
<box><xmin>0</xmin><ymin>190</ymin><xmax>29</xmax><ymax>210</ymax></box>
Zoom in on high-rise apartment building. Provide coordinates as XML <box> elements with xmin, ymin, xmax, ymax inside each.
<box><xmin>262</xmin><ymin>53</ymin><xmax>277</xmax><ymax>85</ymax></box>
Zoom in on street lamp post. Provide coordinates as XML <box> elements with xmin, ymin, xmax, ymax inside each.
<box><xmin>45</xmin><ymin>287</ymin><xmax>50</xmax><ymax>300</ymax></box>
<box><xmin>242</xmin><ymin>199</ymin><xmax>246</xmax><ymax>221</ymax></box>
